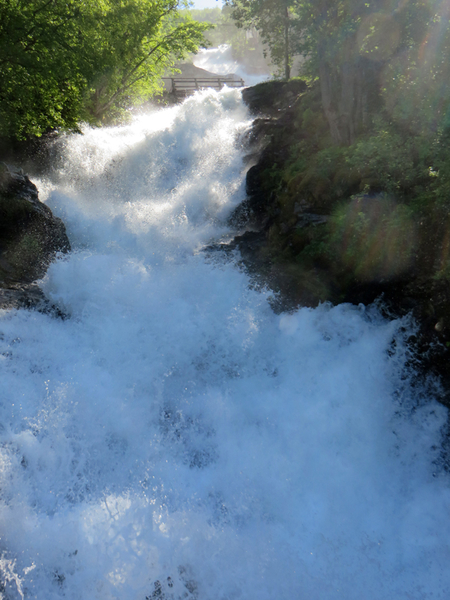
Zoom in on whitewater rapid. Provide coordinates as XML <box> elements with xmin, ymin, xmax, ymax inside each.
<box><xmin>1</xmin><ymin>89</ymin><xmax>449</xmax><ymax>600</ymax></box>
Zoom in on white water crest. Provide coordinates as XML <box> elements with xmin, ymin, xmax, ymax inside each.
<box><xmin>1</xmin><ymin>88</ymin><xmax>450</xmax><ymax>599</ymax></box>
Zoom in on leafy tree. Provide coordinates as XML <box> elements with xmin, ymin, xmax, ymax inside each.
<box><xmin>0</xmin><ymin>0</ymin><xmax>210</xmax><ymax>140</ymax></box>
<box><xmin>379</xmin><ymin>0</ymin><xmax>450</xmax><ymax>135</ymax></box>
<box><xmin>0</xmin><ymin>0</ymin><xmax>92</xmax><ymax>139</ymax></box>
<box><xmin>225</xmin><ymin>0</ymin><xmax>301</xmax><ymax>79</ymax></box>
<box><xmin>83</xmin><ymin>0</ymin><xmax>211</xmax><ymax>121</ymax></box>
<box><xmin>294</xmin><ymin>0</ymin><xmax>437</xmax><ymax>144</ymax></box>
<box><xmin>227</xmin><ymin>0</ymin><xmax>450</xmax><ymax>144</ymax></box>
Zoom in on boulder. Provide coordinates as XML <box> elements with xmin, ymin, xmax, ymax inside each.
<box><xmin>0</xmin><ymin>162</ymin><xmax>70</xmax><ymax>309</ymax></box>
<box><xmin>242</xmin><ymin>79</ymin><xmax>307</xmax><ymax>116</ymax></box>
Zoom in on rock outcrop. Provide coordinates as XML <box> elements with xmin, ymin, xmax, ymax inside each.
<box><xmin>0</xmin><ymin>162</ymin><xmax>70</xmax><ymax>311</ymax></box>
<box><xmin>225</xmin><ymin>80</ymin><xmax>450</xmax><ymax>404</ymax></box>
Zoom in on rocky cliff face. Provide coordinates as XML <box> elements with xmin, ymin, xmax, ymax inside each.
<box><xmin>228</xmin><ymin>80</ymin><xmax>450</xmax><ymax>404</ymax></box>
<box><xmin>0</xmin><ymin>162</ymin><xmax>70</xmax><ymax>310</ymax></box>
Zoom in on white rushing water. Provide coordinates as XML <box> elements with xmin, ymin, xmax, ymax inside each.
<box><xmin>193</xmin><ymin>45</ymin><xmax>270</xmax><ymax>86</ymax></box>
<box><xmin>1</xmin><ymin>89</ymin><xmax>450</xmax><ymax>599</ymax></box>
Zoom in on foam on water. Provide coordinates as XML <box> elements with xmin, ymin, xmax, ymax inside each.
<box><xmin>1</xmin><ymin>89</ymin><xmax>450</xmax><ymax>599</ymax></box>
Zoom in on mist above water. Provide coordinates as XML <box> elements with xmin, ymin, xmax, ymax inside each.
<box><xmin>193</xmin><ymin>45</ymin><xmax>270</xmax><ymax>86</ymax></box>
<box><xmin>0</xmin><ymin>89</ymin><xmax>449</xmax><ymax>600</ymax></box>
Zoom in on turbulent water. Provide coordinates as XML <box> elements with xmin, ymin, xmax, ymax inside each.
<box><xmin>1</xmin><ymin>89</ymin><xmax>450</xmax><ymax>600</ymax></box>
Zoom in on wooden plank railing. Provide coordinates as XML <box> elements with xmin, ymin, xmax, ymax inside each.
<box><xmin>162</xmin><ymin>77</ymin><xmax>245</xmax><ymax>97</ymax></box>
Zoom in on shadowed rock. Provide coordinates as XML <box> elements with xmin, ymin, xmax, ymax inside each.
<box><xmin>0</xmin><ymin>162</ymin><xmax>70</xmax><ymax>310</ymax></box>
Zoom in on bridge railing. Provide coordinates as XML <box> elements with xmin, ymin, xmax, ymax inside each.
<box><xmin>162</xmin><ymin>77</ymin><xmax>245</xmax><ymax>97</ymax></box>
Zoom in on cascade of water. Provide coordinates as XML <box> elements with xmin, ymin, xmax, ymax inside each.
<box><xmin>0</xmin><ymin>89</ymin><xmax>449</xmax><ymax>600</ymax></box>
<box><xmin>193</xmin><ymin>45</ymin><xmax>270</xmax><ymax>86</ymax></box>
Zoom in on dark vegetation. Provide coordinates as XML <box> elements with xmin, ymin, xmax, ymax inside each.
<box><xmin>230</xmin><ymin>84</ymin><xmax>450</xmax><ymax>405</ymax></box>
<box><xmin>208</xmin><ymin>1</ymin><xmax>450</xmax><ymax>403</ymax></box>
<box><xmin>235</xmin><ymin>79</ymin><xmax>450</xmax><ymax>309</ymax></box>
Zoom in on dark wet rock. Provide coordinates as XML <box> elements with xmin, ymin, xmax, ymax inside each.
<box><xmin>0</xmin><ymin>283</ymin><xmax>68</xmax><ymax>318</ymax></box>
<box><xmin>0</xmin><ymin>283</ymin><xmax>47</xmax><ymax>310</ymax></box>
<box><xmin>295</xmin><ymin>213</ymin><xmax>329</xmax><ymax>228</ymax></box>
<box><xmin>242</xmin><ymin>79</ymin><xmax>307</xmax><ymax>116</ymax></box>
<box><xmin>0</xmin><ymin>162</ymin><xmax>70</xmax><ymax>311</ymax></box>
<box><xmin>230</xmin><ymin>82</ymin><xmax>310</xmax><ymax>230</ymax></box>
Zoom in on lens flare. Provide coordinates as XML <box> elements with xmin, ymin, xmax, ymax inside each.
<box><xmin>331</xmin><ymin>195</ymin><xmax>417</xmax><ymax>281</ymax></box>
<box><xmin>381</xmin><ymin>1</ymin><xmax>450</xmax><ymax>132</ymax></box>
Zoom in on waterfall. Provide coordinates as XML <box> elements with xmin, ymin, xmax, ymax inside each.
<box><xmin>193</xmin><ymin>45</ymin><xmax>270</xmax><ymax>86</ymax></box>
<box><xmin>0</xmin><ymin>88</ymin><xmax>449</xmax><ymax>600</ymax></box>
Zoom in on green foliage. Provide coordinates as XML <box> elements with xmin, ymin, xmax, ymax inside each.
<box><xmin>284</xmin><ymin>138</ymin><xmax>351</xmax><ymax>211</ymax></box>
<box><xmin>281</xmin><ymin>87</ymin><xmax>443</xmax><ymax>210</ymax></box>
<box><xmin>225</xmin><ymin>2</ymin><xmax>450</xmax><ymax>302</ymax></box>
<box><xmin>261</xmin><ymin>88</ymin><xmax>450</xmax><ymax>290</ymax></box>
<box><xmin>410</xmin><ymin>127</ymin><xmax>450</xmax><ymax>215</ymax></box>
<box><xmin>189</xmin><ymin>7</ymin><xmax>223</xmax><ymax>24</ymax></box>
<box><xmin>225</xmin><ymin>0</ymin><xmax>450</xmax><ymax>142</ymax></box>
<box><xmin>346</xmin><ymin>124</ymin><xmax>418</xmax><ymax>194</ymax></box>
<box><xmin>0</xmin><ymin>0</ymin><xmax>91</xmax><ymax>138</ymax></box>
<box><xmin>0</xmin><ymin>0</ymin><xmax>211</xmax><ymax>140</ymax></box>
<box><xmin>82</xmin><ymin>1</ymin><xmax>211</xmax><ymax>122</ymax></box>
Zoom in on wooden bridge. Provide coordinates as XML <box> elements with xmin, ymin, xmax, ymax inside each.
<box><xmin>162</xmin><ymin>76</ymin><xmax>245</xmax><ymax>99</ymax></box>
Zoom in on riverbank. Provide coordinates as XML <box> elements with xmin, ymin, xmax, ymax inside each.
<box><xmin>227</xmin><ymin>79</ymin><xmax>450</xmax><ymax>405</ymax></box>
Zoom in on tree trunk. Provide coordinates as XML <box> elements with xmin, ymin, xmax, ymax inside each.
<box><xmin>284</xmin><ymin>5</ymin><xmax>290</xmax><ymax>81</ymax></box>
<box><xmin>318</xmin><ymin>44</ymin><xmax>343</xmax><ymax>144</ymax></box>
<box><xmin>318</xmin><ymin>36</ymin><xmax>367</xmax><ymax>145</ymax></box>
